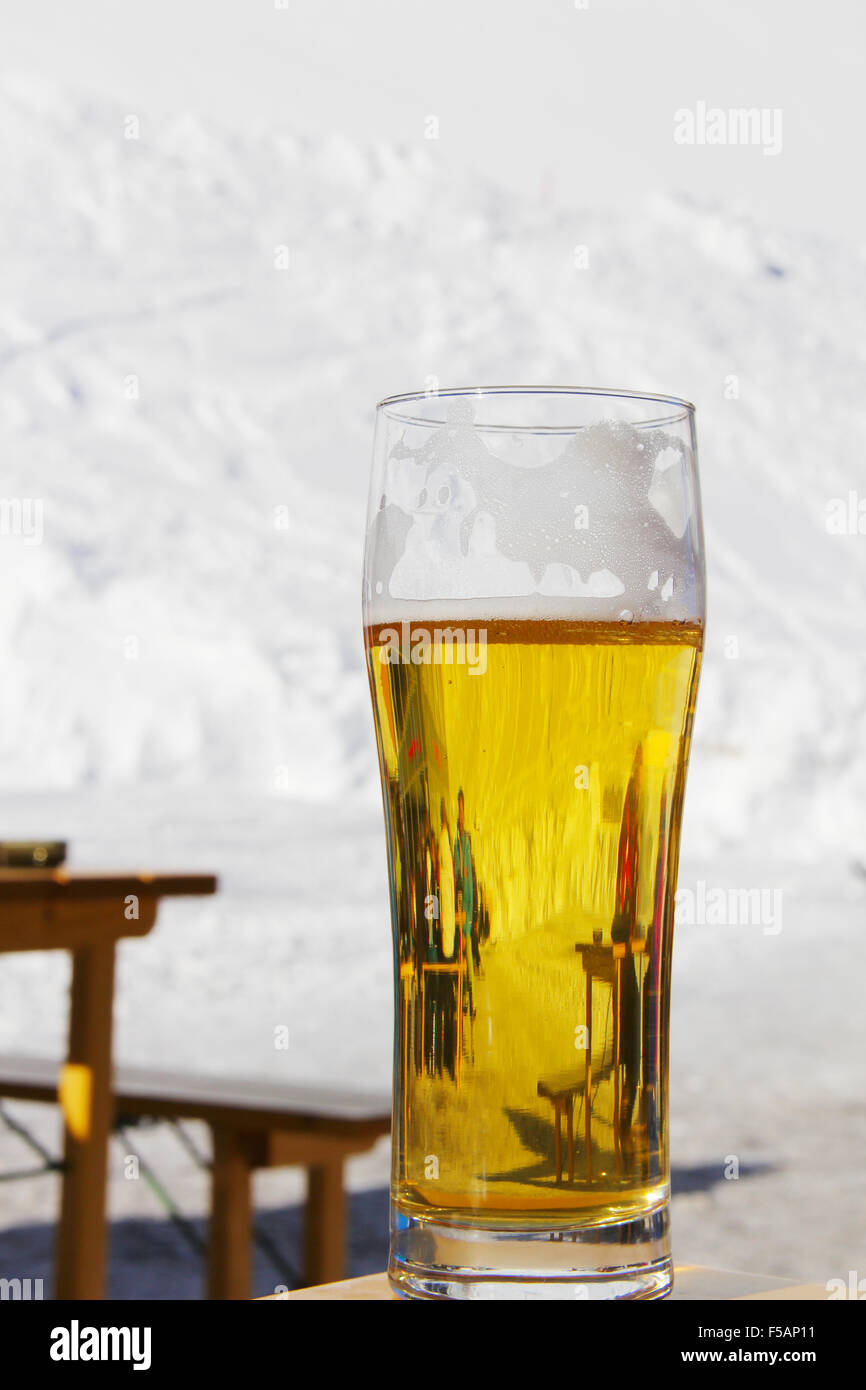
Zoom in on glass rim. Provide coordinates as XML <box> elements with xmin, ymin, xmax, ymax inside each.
<box><xmin>376</xmin><ymin>385</ymin><xmax>695</xmax><ymax>433</ymax></box>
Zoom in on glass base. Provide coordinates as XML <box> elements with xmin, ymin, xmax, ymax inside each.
<box><xmin>389</xmin><ymin>1203</ymin><xmax>672</xmax><ymax>1301</ymax></box>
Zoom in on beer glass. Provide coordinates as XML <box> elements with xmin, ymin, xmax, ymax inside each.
<box><xmin>363</xmin><ymin>388</ymin><xmax>705</xmax><ymax>1299</ymax></box>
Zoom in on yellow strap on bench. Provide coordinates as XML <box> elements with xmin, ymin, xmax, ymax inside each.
<box><xmin>59</xmin><ymin>1063</ymin><xmax>92</xmax><ymax>1141</ymax></box>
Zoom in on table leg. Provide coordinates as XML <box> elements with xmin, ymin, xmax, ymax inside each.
<box><xmin>55</xmin><ymin>943</ymin><xmax>116</xmax><ymax>1299</ymax></box>
<box><xmin>567</xmin><ymin>1097</ymin><xmax>574</xmax><ymax>1184</ymax></box>
<box><xmin>208</xmin><ymin>1128</ymin><xmax>258</xmax><ymax>1299</ymax></box>
<box><xmin>304</xmin><ymin>1160</ymin><xmax>346</xmax><ymax>1286</ymax></box>
<box><xmin>402</xmin><ymin>979</ymin><xmax>410</xmax><ymax>1174</ymax></box>
<box><xmin>554</xmin><ymin>1100</ymin><xmax>562</xmax><ymax>1184</ymax></box>
<box><xmin>584</xmin><ymin>971</ymin><xmax>593</xmax><ymax>1183</ymax></box>
<box><xmin>614</xmin><ymin>958</ymin><xmax>622</xmax><ymax>1176</ymax></box>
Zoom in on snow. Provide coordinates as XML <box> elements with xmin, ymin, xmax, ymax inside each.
<box><xmin>0</xmin><ymin>76</ymin><xmax>862</xmax><ymax>1039</ymax></box>
<box><xmin>0</xmin><ymin>75</ymin><xmax>863</xmax><ymax>1285</ymax></box>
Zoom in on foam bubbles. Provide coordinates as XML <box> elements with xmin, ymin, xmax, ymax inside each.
<box><xmin>367</xmin><ymin>416</ymin><xmax>702</xmax><ymax>623</ymax></box>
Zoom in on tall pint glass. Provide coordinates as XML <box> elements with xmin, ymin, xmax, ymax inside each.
<box><xmin>363</xmin><ymin>388</ymin><xmax>705</xmax><ymax>1299</ymax></box>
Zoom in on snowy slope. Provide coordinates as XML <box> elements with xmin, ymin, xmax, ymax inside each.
<box><xmin>0</xmin><ymin>76</ymin><xmax>865</xmax><ymax>869</ymax></box>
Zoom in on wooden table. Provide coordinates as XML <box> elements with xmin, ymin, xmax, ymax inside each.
<box><xmin>574</xmin><ymin>938</ymin><xmax>647</xmax><ymax>1182</ymax></box>
<box><xmin>267</xmin><ymin>1266</ymin><xmax>833</xmax><ymax>1300</ymax></box>
<box><xmin>0</xmin><ymin>869</ymin><xmax>217</xmax><ymax>1299</ymax></box>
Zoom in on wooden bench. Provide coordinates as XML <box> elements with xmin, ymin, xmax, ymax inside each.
<box><xmin>0</xmin><ymin>1053</ymin><xmax>391</xmax><ymax>1299</ymax></box>
<box><xmin>537</xmin><ymin>1057</ymin><xmax>614</xmax><ymax>1185</ymax></box>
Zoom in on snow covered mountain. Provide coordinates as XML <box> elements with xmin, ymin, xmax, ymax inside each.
<box><xmin>1</xmin><ymin>76</ymin><xmax>864</xmax><ymax>870</ymax></box>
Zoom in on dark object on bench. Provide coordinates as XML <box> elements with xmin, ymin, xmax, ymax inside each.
<box><xmin>0</xmin><ymin>841</ymin><xmax>67</xmax><ymax>868</ymax></box>
<box><xmin>0</xmin><ymin>1054</ymin><xmax>391</xmax><ymax>1298</ymax></box>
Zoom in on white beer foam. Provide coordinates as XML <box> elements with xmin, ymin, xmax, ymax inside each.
<box><xmin>366</xmin><ymin>412</ymin><xmax>701</xmax><ymax>625</ymax></box>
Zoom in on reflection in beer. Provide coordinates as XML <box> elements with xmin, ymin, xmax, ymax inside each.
<box><xmin>367</xmin><ymin>617</ymin><xmax>702</xmax><ymax>1223</ymax></box>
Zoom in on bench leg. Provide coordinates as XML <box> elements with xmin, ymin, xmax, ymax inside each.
<box><xmin>304</xmin><ymin>1160</ymin><xmax>346</xmax><ymax>1286</ymax></box>
<box><xmin>208</xmin><ymin>1128</ymin><xmax>258</xmax><ymax>1299</ymax></box>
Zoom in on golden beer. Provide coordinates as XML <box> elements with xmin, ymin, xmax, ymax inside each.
<box><xmin>366</xmin><ymin>617</ymin><xmax>702</xmax><ymax>1229</ymax></box>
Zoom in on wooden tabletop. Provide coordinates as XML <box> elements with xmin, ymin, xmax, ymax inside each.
<box><xmin>266</xmin><ymin>1267</ymin><xmax>833</xmax><ymax>1301</ymax></box>
<box><xmin>0</xmin><ymin>870</ymin><xmax>218</xmax><ymax>954</ymax></box>
<box><xmin>0</xmin><ymin>869</ymin><xmax>218</xmax><ymax>900</ymax></box>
